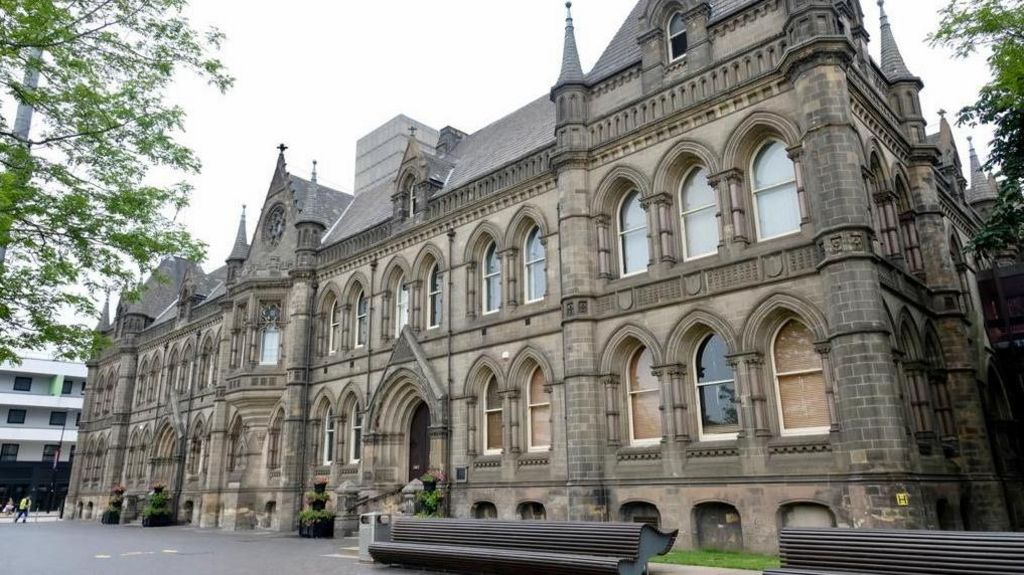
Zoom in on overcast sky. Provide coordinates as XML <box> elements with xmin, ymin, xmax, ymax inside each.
<box><xmin>167</xmin><ymin>0</ymin><xmax>994</xmax><ymax>274</ymax></box>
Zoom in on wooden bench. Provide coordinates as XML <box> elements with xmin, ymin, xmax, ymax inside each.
<box><xmin>368</xmin><ymin>518</ymin><xmax>678</xmax><ymax>575</ymax></box>
<box><xmin>764</xmin><ymin>527</ymin><xmax>1024</xmax><ymax>575</ymax></box>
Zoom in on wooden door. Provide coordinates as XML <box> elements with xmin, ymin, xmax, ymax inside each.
<box><xmin>408</xmin><ymin>402</ymin><xmax>430</xmax><ymax>482</ymax></box>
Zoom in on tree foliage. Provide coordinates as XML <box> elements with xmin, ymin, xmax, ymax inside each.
<box><xmin>930</xmin><ymin>0</ymin><xmax>1024</xmax><ymax>258</ymax></box>
<box><xmin>0</xmin><ymin>0</ymin><xmax>232</xmax><ymax>364</ymax></box>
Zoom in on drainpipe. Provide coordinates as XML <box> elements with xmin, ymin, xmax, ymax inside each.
<box><xmin>445</xmin><ymin>227</ymin><xmax>455</xmax><ymax>516</ymax></box>
<box><xmin>296</xmin><ymin>279</ymin><xmax>319</xmax><ymax>527</ymax></box>
<box><xmin>556</xmin><ymin>201</ymin><xmax>571</xmax><ymax>488</ymax></box>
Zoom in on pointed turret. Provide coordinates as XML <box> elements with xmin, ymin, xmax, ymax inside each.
<box><xmin>878</xmin><ymin>0</ymin><xmax>915</xmax><ymax>81</ymax></box>
<box><xmin>96</xmin><ymin>292</ymin><xmax>111</xmax><ymax>332</ymax></box>
<box><xmin>228</xmin><ymin>205</ymin><xmax>249</xmax><ymax>262</ymax></box>
<box><xmin>967</xmin><ymin>137</ymin><xmax>998</xmax><ymax>205</ymax></box>
<box><xmin>296</xmin><ymin>160</ymin><xmax>330</xmax><ymax>227</ymax></box>
<box><xmin>554</xmin><ymin>2</ymin><xmax>585</xmax><ymax>89</ymax></box>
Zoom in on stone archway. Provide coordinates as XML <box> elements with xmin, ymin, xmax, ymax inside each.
<box><xmin>366</xmin><ymin>369</ymin><xmax>446</xmax><ymax>486</ymax></box>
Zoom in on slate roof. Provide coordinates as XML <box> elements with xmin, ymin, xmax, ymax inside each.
<box><xmin>124</xmin><ymin>257</ymin><xmax>198</xmax><ymax>318</ymax></box>
<box><xmin>320</xmin><ymin>0</ymin><xmax>763</xmax><ymax>247</ymax></box>
<box><xmin>291</xmin><ymin>175</ymin><xmax>352</xmax><ymax>228</ymax></box>
<box><xmin>586</xmin><ymin>0</ymin><xmax>760</xmax><ymax>84</ymax></box>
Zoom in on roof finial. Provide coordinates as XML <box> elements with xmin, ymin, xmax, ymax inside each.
<box><xmin>311</xmin><ymin>160</ymin><xmax>318</xmax><ymax>183</ymax></box>
<box><xmin>877</xmin><ymin>0</ymin><xmax>887</xmax><ymax>21</ymax></box>
<box><xmin>938</xmin><ymin>109</ymin><xmax>946</xmax><ymax>118</ymax></box>
<box><xmin>409</xmin><ymin>125</ymin><xmax>417</xmax><ymax>138</ymax></box>
<box><xmin>277</xmin><ymin>143</ymin><xmax>288</xmax><ymax>154</ymax></box>
<box><xmin>554</xmin><ymin>0</ymin><xmax>585</xmax><ymax>88</ymax></box>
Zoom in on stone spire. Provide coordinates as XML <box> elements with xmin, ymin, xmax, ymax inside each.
<box><xmin>96</xmin><ymin>291</ymin><xmax>111</xmax><ymax>331</ymax></box>
<box><xmin>878</xmin><ymin>0</ymin><xmax>915</xmax><ymax>81</ymax></box>
<box><xmin>554</xmin><ymin>2</ymin><xmax>585</xmax><ymax>88</ymax></box>
<box><xmin>227</xmin><ymin>205</ymin><xmax>249</xmax><ymax>261</ymax></box>
<box><xmin>967</xmin><ymin>137</ymin><xmax>997</xmax><ymax>204</ymax></box>
<box><xmin>296</xmin><ymin>160</ymin><xmax>330</xmax><ymax>227</ymax></box>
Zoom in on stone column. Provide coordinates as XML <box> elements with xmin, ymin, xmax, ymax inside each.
<box><xmin>667</xmin><ymin>366</ymin><xmax>690</xmax><ymax>443</ymax></box>
<box><xmin>594</xmin><ymin>216</ymin><xmax>612</xmax><ymax>279</ymax></box>
<box><xmin>640</xmin><ymin>195</ymin><xmax>663</xmax><ymax>266</ymax></box>
<box><xmin>602</xmin><ymin>375</ymin><xmax>621</xmax><ymax>447</ymax></box>
<box><xmin>503</xmin><ymin>248</ymin><xmax>520</xmax><ymax>309</ymax></box>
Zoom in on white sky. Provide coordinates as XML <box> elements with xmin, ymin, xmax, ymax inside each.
<box><xmin>169</xmin><ymin>0</ymin><xmax>995</xmax><ymax>273</ymax></box>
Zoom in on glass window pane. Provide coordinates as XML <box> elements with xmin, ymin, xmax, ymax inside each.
<box><xmin>486</xmin><ymin>275</ymin><xmax>501</xmax><ymax>311</ymax></box>
<box><xmin>261</xmin><ymin>329</ymin><xmax>279</xmax><ymax>364</ymax></box>
<box><xmin>631</xmin><ymin>391</ymin><xmax>662</xmax><ymax>440</ymax></box>
<box><xmin>530</xmin><ymin>405</ymin><xmax>551</xmax><ymax>447</ymax></box>
<box><xmin>682</xmin><ymin>168</ymin><xmax>715</xmax><ymax>212</ymax></box>
<box><xmin>485</xmin><ymin>378</ymin><xmax>501</xmax><ymax>407</ymax></box>
<box><xmin>757</xmin><ymin>183</ymin><xmax>801</xmax><ymax>238</ymax></box>
<box><xmin>485</xmin><ymin>244</ymin><xmax>500</xmax><ymax>275</ymax></box>
<box><xmin>620</xmin><ymin>191</ymin><xmax>645</xmax><ymax>231</ymax></box>
<box><xmin>697</xmin><ymin>335</ymin><xmax>731</xmax><ymax>383</ymax></box>
<box><xmin>774</xmin><ymin>321</ymin><xmax>820</xmax><ymax>373</ymax></box>
<box><xmin>753</xmin><ymin>141</ymin><xmax>796</xmax><ymax>191</ymax></box>
<box><xmin>486</xmin><ymin>412</ymin><xmax>503</xmax><ymax>451</ymax></box>
<box><xmin>669</xmin><ymin>13</ymin><xmax>686</xmax><ymax>36</ymax></box>
<box><xmin>698</xmin><ymin>381</ymin><xmax>739</xmax><ymax>432</ymax></box>
<box><xmin>529</xmin><ymin>368</ymin><xmax>546</xmax><ymax>401</ymax></box>
<box><xmin>527</xmin><ymin>261</ymin><xmax>546</xmax><ymax>301</ymax></box>
<box><xmin>629</xmin><ymin>348</ymin><xmax>657</xmax><ymax>392</ymax></box>
<box><xmin>684</xmin><ymin>208</ymin><xmax>719</xmax><ymax>258</ymax></box>
<box><xmin>671</xmin><ymin>33</ymin><xmax>688</xmax><ymax>59</ymax></box>
<box><xmin>622</xmin><ymin>229</ymin><xmax>649</xmax><ymax>275</ymax></box>
<box><xmin>526</xmin><ymin>228</ymin><xmax>544</xmax><ymax>261</ymax></box>
<box><xmin>777</xmin><ymin>372</ymin><xmax>829</xmax><ymax>430</ymax></box>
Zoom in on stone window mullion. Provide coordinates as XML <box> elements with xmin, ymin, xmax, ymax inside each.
<box><xmin>652</xmin><ymin>365</ymin><xmax>676</xmax><ymax>442</ymax></box>
<box><xmin>667</xmin><ymin>366</ymin><xmax>690</xmax><ymax>442</ymax></box>
<box><xmin>726</xmin><ymin>171</ymin><xmax>749</xmax><ymax>244</ymax></box>
<box><xmin>602</xmin><ymin>375</ymin><xmax>621</xmax><ymax>446</ymax></box>
<box><xmin>503</xmin><ymin>248</ymin><xmax>520</xmax><ymax>309</ymax></box>
<box><xmin>409</xmin><ymin>280</ymin><xmax>423</xmax><ymax>332</ymax></box>
<box><xmin>466</xmin><ymin>398</ymin><xmax>478</xmax><ymax>457</ymax></box>
<box><xmin>595</xmin><ymin>216</ymin><xmax>612</xmax><ymax>279</ymax></box>
<box><xmin>380</xmin><ymin>291</ymin><xmax>392</xmax><ymax>343</ymax></box>
<box><xmin>466</xmin><ymin>261</ymin><xmax>478</xmax><ymax>319</ymax></box>
<box><xmin>340</xmin><ymin>304</ymin><xmax>352</xmax><ymax>352</ymax></box>
<box><xmin>640</xmin><ymin>195</ymin><xmax>662</xmax><ymax>265</ymax></box>
<box><xmin>789</xmin><ymin>148</ymin><xmax>810</xmax><ymax>225</ymax></box>
<box><xmin>815</xmin><ymin>343</ymin><xmax>840</xmax><ymax>433</ymax></box>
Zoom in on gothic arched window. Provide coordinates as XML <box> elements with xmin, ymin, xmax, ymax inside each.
<box><xmin>695</xmin><ymin>334</ymin><xmax>739</xmax><ymax>438</ymax></box>
<box><xmin>524</xmin><ymin>227</ymin><xmax>546</xmax><ymax>303</ymax></box>
<box><xmin>349</xmin><ymin>402</ymin><xmax>363</xmax><ymax>463</ymax></box>
<box><xmin>527</xmin><ymin>367</ymin><xmax>551</xmax><ymax>451</ymax></box>
<box><xmin>772</xmin><ymin>320</ymin><xmax>829</xmax><ymax>435</ymax></box>
<box><xmin>322</xmin><ymin>407</ymin><xmax>335</xmax><ymax>465</ymax></box>
<box><xmin>483</xmin><ymin>243</ymin><xmax>502</xmax><ymax>314</ymax></box>
<box><xmin>626</xmin><ymin>346</ymin><xmax>661</xmax><ymax>444</ymax></box>
<box><xmin>619</xmin><ymin>190</ymin><xmax>648</xmax><ymax>276</ymax></box>
<box><xmin>394</xmin><ymin>275</ymin><xmax>410</xmax><ymax>337</ymax></box>
<box><xmin>680</xmin><ymin>167</ymin><xmax>718</xmax><ymax>259</ymax></box>
<box><xmin>668</xmin><ymin>13</ymin><xmax>688</xmax><ymax>61</ymax></box>
<box><xmin>484</xmin><ymin>376</ymin><xmax>503</xmax><ymax>454</ymax></box>
<box><xmin>752</xmin><ymin>140</ymin><xmax>800</xmax><ymax>240</ymax></box>
<box><xmin>428</xmin><ymin>263</ymin><xmax>443</xmax><ymax>329</ymax></box>
<box><xmin>354</xmin><ymin>290</ymin><xmax>368</xmax><ymax>348</ymax></box>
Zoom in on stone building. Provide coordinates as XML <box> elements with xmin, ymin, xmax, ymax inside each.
<box><xmin>68</xmin><ymin>0</ymin><xmax>1023</xmax><ymax>551</ymax></box>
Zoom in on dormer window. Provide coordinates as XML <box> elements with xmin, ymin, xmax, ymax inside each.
<box><xmin>401</xmin><ymin>175</ymin><xmax>417</xmax><ymax>216</ymax></box>
<box><xmin>668</xmin><ymin>13</ymin><xmax>688</xmax><ymax>61</ymax></box>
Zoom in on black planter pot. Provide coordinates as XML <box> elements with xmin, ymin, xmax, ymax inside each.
<box><xmin>422</xmin><ymin>479</ymin><xmax>437</xmax><ymax>493</ymax></box>
<box><xmin>152</xmin><ymin>486</ymin><xmax>165</xmax><ymax>495</ymax></box>
<box><xmin>101</xmin><ymin>510</ymin><xmax>120</xmax><ymax>525</ymax></box>
<box><xmin>299</xmin><ymin>519</ymin><xmax>335</xmax><ymax>539</ymax></box>
<box><xmin>142</xmin><ymin>513</ymin><xmax>172</xmax><ymax>527</ymax></box>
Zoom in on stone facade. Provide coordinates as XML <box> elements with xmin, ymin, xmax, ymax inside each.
<box><xmin>67</xmin><ymin>0</ymin><xmax>1023</xmax><ymax>551</ymax></box>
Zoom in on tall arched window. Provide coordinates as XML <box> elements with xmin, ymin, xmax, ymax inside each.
<box><xmin>752</xmin><ymin>140</ymin><xmax>800</xmax><ymax>240</ymax></box>
<box><xmin>483</xmin><ymin>243</ymin><xmax>501</xmax><ymax>314</ymax></box>
<box><xmin>527</xmin><ymin>367</ymin><xmax>551</xmax><ymax>451</ymax></box>
<box><xmin>695</xmin><ymin>334</ymin><xmax>739</xmax><ymax>438</ymax></box>
<box><xmin>350</xmin><ymin>403</ymin><xmax>363</xmax><ymax>463</ymax></box>
<box><xmin>484</xmin><ymin>376</ymin><xmax>503</xmax><ymax>454</ymax></box>
<box><xmin>772</xmin><ymin>320</ymin><xmax>829</xmax><ymax>435</ymax></box>
<box><xmin>402</xmin><ymin>175</ymin><xmax>417</xmax><ymax>216</ymax></box>
<box><xmin>259</xmin><ymin>304</ymin><xmax>281</xmax><ymax>365</ymax></box>
<box><xmin>524</xmin><ymin>227</ymin><xmax>546</xmax><ymax>303</ymax></box>
<box><xmin>668</xmin><ymin>12</ymin><xmax>688</xmax><ymax>61</ymax></box>
<box><xmin>267</xmin><ymin>412</ymin><xmax>282</xmax><ymax>470</ymax></box>
<box><xmin>394</xmin><ymin>275</ymin><xmax>410</xmax><ymax>337</ymax></box>
<box><xmin>680</xmin><ymin>167</ymin><xmax>719</xmax><ymax>260</ymax></box>
<box><xmin>428</xmin><ymin>264</ymin><xmax>443</xmax><ymax>329</ymax></box>
<box><xmin>328</xmin><ymin>299</ymin><xmax>341</xmax><ymax>354</ymax></box>
<box><xmin>322</xmin><ymin>407</ymin><xmax>335</xmax><ymax>465</ymax></box>
<box><xmin>619</xmin><ymin>190</ymin><xmax>649</xmax><ymax>276</ymax></box>
<box><xmin>354</xmin><ymin>290</ymin><xmax>368</xmax><ymax>348</ymax></box>
<box><xmin>626</xmin><ymin>347</ymin><xmax>661</xmax><ymax>444</ymax></box>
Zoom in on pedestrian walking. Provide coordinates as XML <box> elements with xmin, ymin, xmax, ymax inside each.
<box><xmin>14</xmin><ymin>496</ymin><xmax>30</xmax><ymax>523</ymax></box>
<box><xmin>2</xmin><ymin>499</ymin><xmax>13</xmax><ymax>516</ymax></box>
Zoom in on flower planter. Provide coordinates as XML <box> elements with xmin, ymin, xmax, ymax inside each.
<box><xmin>142</xmin><ymin>513</ymin><xmax>172</xmax><ymax>528</ymax></box>
<box><xmin>299</xmin><ymin>519</ymin><xmax>335</xmax><ymax>539</ymax></box>
<box><xmin>101</xmin><ymin>510</ymin><xmax>120</xmax><ymax>525</ymax></box>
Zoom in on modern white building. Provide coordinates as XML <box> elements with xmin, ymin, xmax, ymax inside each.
<box><xmin>0</xmin><ymin>357</ymin><xmax>85</xmax><ymax>511</ymax></box>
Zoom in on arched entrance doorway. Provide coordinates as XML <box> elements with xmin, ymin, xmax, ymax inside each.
<box><xmin>408</xmin><ymin>402</ymin><xmax>430</xmax><ymax>481</ymax></box>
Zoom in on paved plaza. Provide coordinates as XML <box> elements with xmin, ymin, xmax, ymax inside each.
<box><xmin>0</xmin><ymin>520</ymin><xmax>755</xmax><ymax>575</ymax></box>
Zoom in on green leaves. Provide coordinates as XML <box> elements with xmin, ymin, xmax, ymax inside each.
<box><xmin>0</xmin><ymin>0</ymin><xmax>231</xmax><ymax>363</ymax></box>
<box><xmin>931</xmin><ymin>1</ymin><xmax>1024</xmax><ymax>259</ymax></box>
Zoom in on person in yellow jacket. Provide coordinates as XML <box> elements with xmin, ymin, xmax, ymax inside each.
<box><xmin>14</xmin><ymin>496</ymin><xmax>30</xmax><ymax>523</ymax></box>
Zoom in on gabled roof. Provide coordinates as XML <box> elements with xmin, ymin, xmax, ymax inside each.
<box><xmin>291</xmin><ymin>173</ymin><xmax>352</xmax><ymax>228</ymax></box>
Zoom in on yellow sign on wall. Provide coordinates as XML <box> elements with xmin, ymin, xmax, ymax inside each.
<box><xmin>896</xmin><ymin>492</ymin><xmax>910</xmax><ymax>507</ymax></box>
